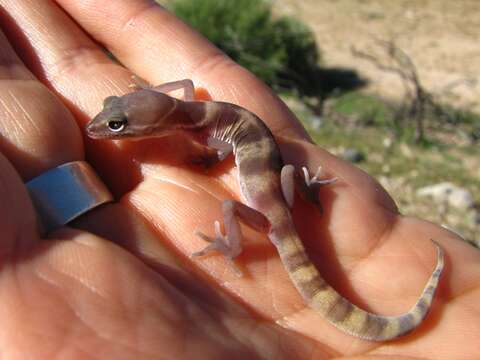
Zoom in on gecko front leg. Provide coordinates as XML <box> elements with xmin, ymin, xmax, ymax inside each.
<box><xmin>129</xmin><ymin>76</ymin><xmax>195</xmax><ymax>101</ymax></box>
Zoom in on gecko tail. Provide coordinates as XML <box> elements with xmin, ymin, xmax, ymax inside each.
<box><xmin>277</xmin><ymin>235</ymin><xmax>444</xmax><ymax>341</ymax></box>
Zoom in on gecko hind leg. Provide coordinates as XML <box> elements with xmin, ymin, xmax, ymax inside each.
<box><xmin>193</xmin><ymin>200</ymin><xmax>270</xmax><ymax>276</ymax></box>
<box><xmin>207</xmin><ymin>137</ymin><xmax>233</xmax><ymax>162</ymax></box>
<box><xmin>281</xmin><ymin>164</ymin><xmax>337</xmax><ymax>211</ymax></box>
<box><xmin>129</xmin><ymin>76</ymin><xmax>195</xmax><ymax>101</ymax></box>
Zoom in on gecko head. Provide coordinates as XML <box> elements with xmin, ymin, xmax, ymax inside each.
<box><xmin>86</xmin><ymin>90</ymin><xmax>177</xmax><ymax>140</ymax></box>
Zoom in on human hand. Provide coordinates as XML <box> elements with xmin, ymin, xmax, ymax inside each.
<box><xmin>0</xmin><ymin>0</ymin><xmax>478</xmax><ymax>358</ymax></box>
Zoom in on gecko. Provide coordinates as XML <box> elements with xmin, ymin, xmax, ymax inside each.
<box><xmin>86</xmin><ymin>79</ymin><xmax>444</xmax><ymax>341</ymax></box>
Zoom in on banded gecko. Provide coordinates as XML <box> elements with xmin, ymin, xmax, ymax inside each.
<box><xmin>86</xmin><ymin>79</ymin><xmax>444</xmax><ymax>341</ymax></box>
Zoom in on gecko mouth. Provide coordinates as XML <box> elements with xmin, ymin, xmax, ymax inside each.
<box><xmin>85</xmin><ymin>122</ymin><xmax>101</xmax><ymax>138</ymax></box>
<box><xmin>85</xmin><ymin>120</ymin><xmax>113</xmax><ymax>139</ymax></box>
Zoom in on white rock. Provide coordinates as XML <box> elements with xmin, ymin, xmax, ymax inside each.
<box><xmin>383</xmin><ymin>137</ymin><xmax>393</xmax><ymax>148</ymax></box>
<box><xmin>417</xmin><ymin>182</ymin><xmax>475</xmax><ymax>209</ymax></box>
<box><xmin>309</xmin><ymin>116</ymin><xmax>323</xmax><ymax>130</ymax></box>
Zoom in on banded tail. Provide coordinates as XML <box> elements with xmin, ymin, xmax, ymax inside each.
<box><xmin>274</xmin><ymin>227</ymin><xmax>444</xmax><ymax>341</ymax></box>
<box><xmin>226</xmin><ymin>103</ymin><xmax>444</xmax><ymax>341</ymax></box>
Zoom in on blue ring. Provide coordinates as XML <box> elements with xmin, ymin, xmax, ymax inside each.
<box><xmin>26</xmin><ymin>161</ymin><xmax>113</xmax><ymax>233</ymax></box>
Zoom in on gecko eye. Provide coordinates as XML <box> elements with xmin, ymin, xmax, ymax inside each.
<box><xmin>107</xmin><ymin>118</ymin><xmax>128</xmax><ymax>132</ymax></box>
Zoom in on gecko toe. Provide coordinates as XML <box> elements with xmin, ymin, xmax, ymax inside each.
<box><xmin>193</xmin><ymin>228</ymin><xmax>233</xmax><ymax>258</ymax></box>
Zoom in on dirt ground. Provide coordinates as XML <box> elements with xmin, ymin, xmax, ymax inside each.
<box><xmin>274</xmin><ymin>0</ymin><xmax>480</xmax><ymax>113</ymax></box>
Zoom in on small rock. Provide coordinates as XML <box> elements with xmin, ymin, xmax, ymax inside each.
<box><xmin>342</xmin><ymin>148</ymin><xmax>365</xmax><ymax>163</ymax></box>
<box><xmin>399</xmin><ymin>143</ymin><xmax>414</xmax><ymax>159</ymax></box>
<box><xmin>417</xmin><ymin>182</ymin><xmax>475</xmax><ymax>210</ymax></box>
<box><xmin>309</xmin><ymin>115</ymin><xmax>323</xmax><ymax>130</ymax></box>
<box><xmin>383</xmin><ymin>137</ymin><xmax>393</xmax><ymax>148</ymax></box>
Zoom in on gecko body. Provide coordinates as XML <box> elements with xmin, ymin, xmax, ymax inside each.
<box><xmin>86</xmin><ymin>80</ymin><xmax>443</xmax><ymax>341</ymax></box>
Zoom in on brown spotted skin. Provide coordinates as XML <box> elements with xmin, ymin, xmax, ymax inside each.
<box><xmin>87</xmin><ymin>89</ymin><xmax>444</xmax><ymax>341</ymax></box>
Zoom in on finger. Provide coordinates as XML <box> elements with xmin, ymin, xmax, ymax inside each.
<box><xmin>0</xmin><ymin>25</ymin><xmax>82</xmax><ymax>251</ymax></box>
<box><xmin>0</xmin><ymin>0</ymin><xmax>130</xmax><ymax>120</ymax></box>
<box><xmin>0</xmin><ymin>28</ymin><xmax>82</xmax><ymax>179</ymax></box>
<box><xmin>55</xmin><ymin>0</ymin><xmax>310</xmax><ymax>139</ymax></box>
<box><xmin>0</xmin><ymin>0</ymin><xmax>144</xmax><ymax>193</ymax></box>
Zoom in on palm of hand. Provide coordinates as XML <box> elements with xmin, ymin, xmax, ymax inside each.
<box><xmin>0</xmin><ymin>1</ymin><xmax>478</xmax><ymax>359</ymax></box>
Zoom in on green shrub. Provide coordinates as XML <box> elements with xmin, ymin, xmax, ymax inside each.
<box><xmin>170</xmin><ymin>0</ymin><xmax>321</xmax><ymax>96</ymax></box>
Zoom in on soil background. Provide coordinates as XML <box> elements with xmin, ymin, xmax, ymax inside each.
<box><xmin>275</xmin><ymin>0</ymin><xmax>480</xmax><ymax>112</ymax></box>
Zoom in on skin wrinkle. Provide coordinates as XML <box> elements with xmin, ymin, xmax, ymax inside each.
<box><xmin>127</xmin><ymin>188</ymin><xmax>170</xmax><ymax>236</ymax></box>
<box><xmin>125</xmin><ymin>185</ymin><xmax>216</xmax><ymax>273</ymax></box>
<box><xmin>52</xmin><ymin>306</ymin><xmax>99</xmax><ymax>359</ymax></box>
<box><xmin>265</xmin><ymin>256</ymin><xmax>288</xmax><ymax>318</ymax></box>
<box><xmin>0</xmin><ymin>96</ymin><xmax>24</xmax><ymax>143</ymax></box>
<box><xmin>102</xmin><ymin>75</ymin><xmax>127</xmax><ymax>98</ymax></box>
<box><xmin>347</xmin><ymin>243</ymin><xmax>437</xmax><ymax>310</ymax></box>
<box><xmin>451</xmin><ymin>300</ymin><xmax>480</xmax><ymax>334</ymax></box>
<box><xmin>66</xmin><ymin>303</ymin><xmax>150</xmax><ymax>358</ymax></box>
<box><xmin>14</xmin><ymin>325</ymin><xmax>64</xmax><ymax>359</ymax></box>
<box><xmin>140</xmin><ymin>168</ymin><xmax>201</xmax><ymax>195</ymax></box>
<box><xmin>0</xmin><ymin>64</ymin><xmax>34</xmax><ymax>80</ymax></box>
<box><xmin>190</xmin><ymin>54</ymin><xmax>239</xmax><ymax>88</ymax></box>
<box><xmin>407</xmin><ymin>235</ymin><xmax>438</xmax><ymax>274</ymax></box>
<box><xmin>46</xmin><ymin>44</ymin><xmax>109</xmax><ymax>83</ymax></box>
<box><xmin>8</xmin><ymin>90</ymin><xmax>40</xmax><ymax>135</ymax></box>
<box><xmin>0</xmin><ymin>53</ymin><xmax>26</xmax><ymax>78</ymax></box>
<box><xmin>34</xmin><ymin>258</ymin><xmax>109</xmax><ymax>300</ymax></box>
<box><xmin>448</xmin><ymin>284</ymin><xmax>480</xmax><ymax>304</ymax></box>
<box><xmin>343</xmin><ymin>218</ymin><xmax>397</xmax><ymax>279</ymax></box>
<box><xmin>142</xmin><ymin>269</ymin><xmax>256</xmax><ymax>358</ymax></box>
<box><xmin>270</xmin><ymin>121</ymin><xmax>307</xmax><ymax>140</ymax></box>
<box><xmin>141</xmin><ymin>166</ymin><xmax>234</xmax><ymax>204</ymax></box>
